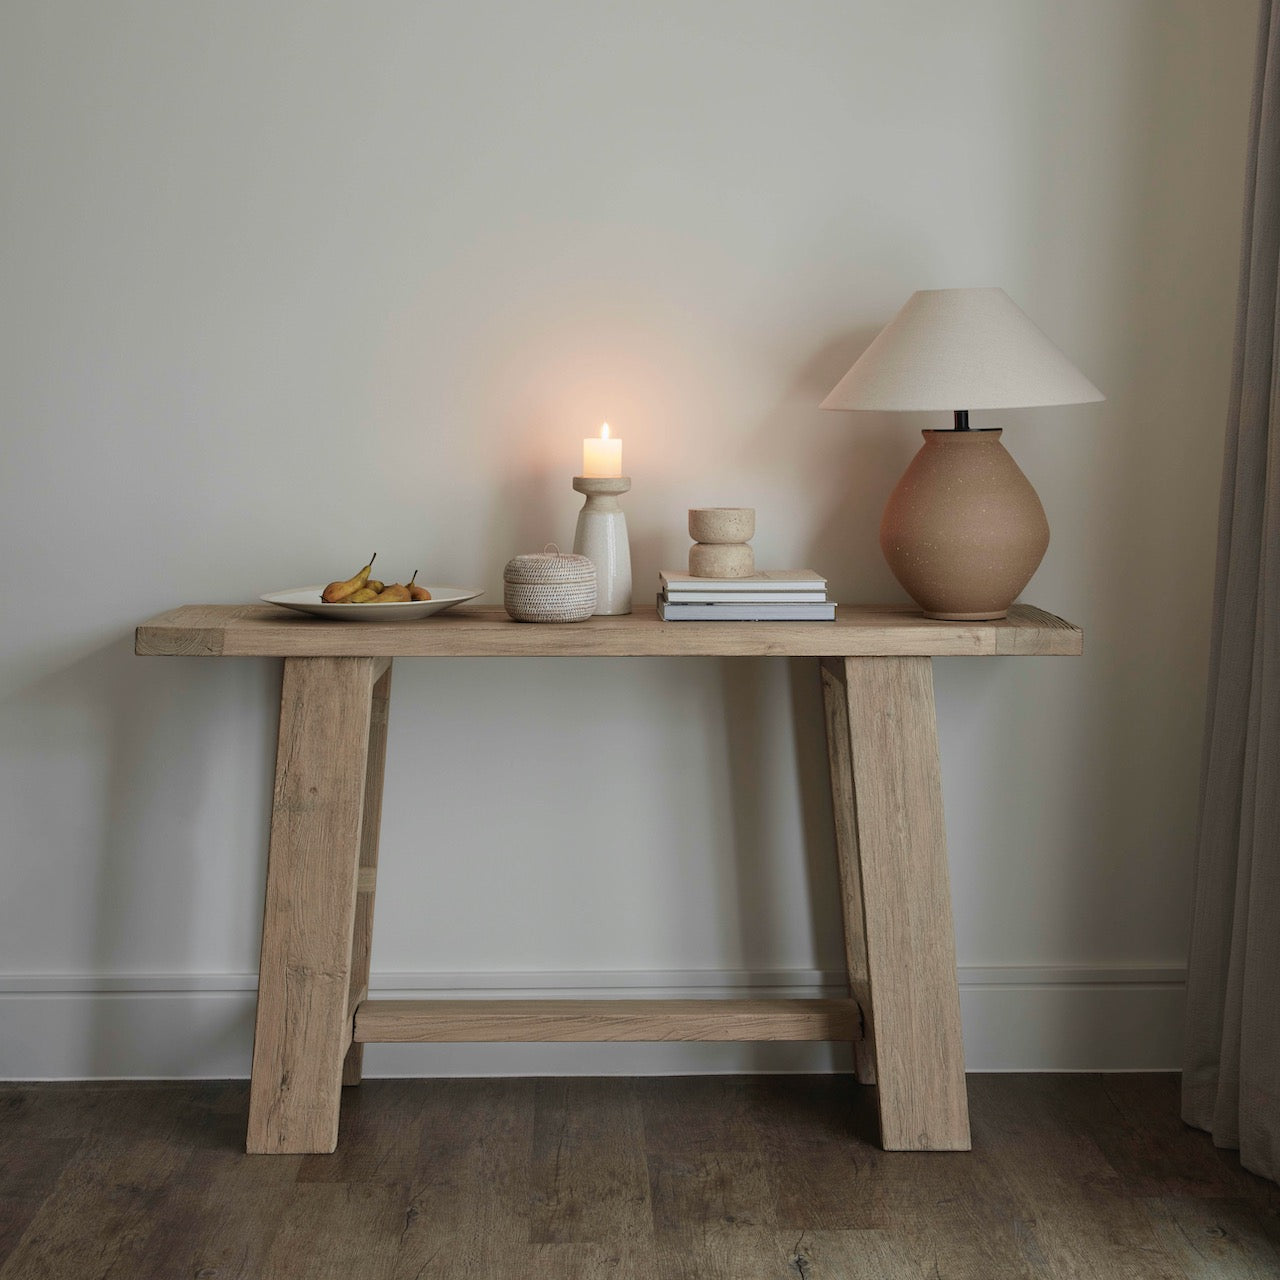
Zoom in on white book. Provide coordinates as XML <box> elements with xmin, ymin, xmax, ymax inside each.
<box><xmin>660</xmin><ymin>569</ymin><xmax>826</xmax><ymax>594</ymax></box>
<box><xmin>658</xmin><ymin>596</ymin><xmax>837</xmax><ymax>622</ymax></box>
<box><xmin>663</xmin><ymin>589</ymin><xmax>828</xmax><ymax>604</ymax></box>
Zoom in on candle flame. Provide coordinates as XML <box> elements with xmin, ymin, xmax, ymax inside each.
<box><xmin>600</xmin><ymin>422</ymin><xmax>610</xmax><ymax>439</ymax></box>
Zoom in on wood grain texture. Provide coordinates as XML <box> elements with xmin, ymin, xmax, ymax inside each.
<box><xmin>842</xmin><ymin>656</ymin><xmax>971</xmax><ymax>1151</ymax></box>
<box><xmin>742</xmin><ymin>1075</ymin><xmax>886</xmax><ymax>1232</ymax></box>
<box><xmin>531</xmin><ymin>1079</ymin><xmax>653</xmax><ymax>1271</ymax></box>
<box><xmin>5</xmin><ymin>1076</ymin><xmax>1275</xmax><ymax>1280</ymax></box>
<box><xmin>966</xmin><ymin>1075</ymin><xmax>1189</xmax><ymax>1279</ymax></box>
<box><xmin>0</xmin><ymin>1086</ymin><xmax>101</xmax><ymax>1265</ymax></box>
<box><xmin>136</xmin><ymin>602</ymin><xmax>1083</xmax><ymax>658</ymax></box>
<box><xmin>0</xmin><ymin>1086</ymin><xmax>193</xmax><ymax>1280</ymax></box>
<box><xmin>257</xmin><ymin>1183</ymin><xmax>406</xmax><ymax>1279</ymax></box>
<box><xmin>247</xmin><ymin>657</ymin><xmax>381</xmax><ymax>1155</ymax></box>
<box><xmin>820</xmin><ymin>657</ymin><xmax>876</xmax><ymax>1087</ymax></box>
<box><xmin>116</xmin><ymin>1087</ymin><xmax>303</xmax><ymax>1279</ymax></box>
<box><xmin>353</xmin><ymin>998</ymin><xmax>861</xmax><ymax>1044</ymax></box>
<box><xmin>138</xmin><ymin>602</ymin><xmax>1082</xmax><ymax>1160</ymax></box>
<box><xmin>343</xmin><ymin>662</ymin><xmax>392</xmax><ymax>1088</ymax></box>
<box><xmin>345</xmin><ymin>986</ymin><xmax>368</xmax><ymax>1034</ymax></box>
<box><xmin>294</xmin><ymin>1078</ymin><xmax>431</xmax><ymax>1188</ymax></box>
<box><xmin>393</xmin><ymin>1078</ymin><xmax>536</xmax><ymax>1278</ymax></box>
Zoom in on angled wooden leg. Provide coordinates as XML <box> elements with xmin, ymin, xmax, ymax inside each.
<box><xmin>247</xmin><ymin>655</ymin><xmax>390</xmax><ymax>1155</ymax></box>
<box><xmin>824</xmin><ymin>655</ymin><xmax>970</xmax><ymax>1151</ymax></box>
<box><xmin>820</xmin><ymin>659</ymin><xmax>877</xmax><ymax>1086</ymax></box>
<box><xmin>342</xmin><ymin>662</ymin><xmax>392</xmax><ymax>1087</ymax></box>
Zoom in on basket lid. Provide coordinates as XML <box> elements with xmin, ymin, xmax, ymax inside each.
<box><xmin>504</xmin><ymin>547</ymin><xmax>597</xmax><ymax>586</ymax></box>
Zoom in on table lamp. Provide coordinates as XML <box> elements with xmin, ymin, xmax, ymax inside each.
<box><xmin>821</xmin><ymin>287</ymin><xmax>1104</xmax><ymax>620</ymax></box>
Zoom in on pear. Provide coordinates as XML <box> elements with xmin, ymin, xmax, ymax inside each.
<box><xmin>408</xmin><ymin>570</ymin><xmax>431</xmax><ymax>602</ymax></box>
<box><xmin>322</xmin><ymin>553</ymin><xmax>376</xmax><ymax>603</ymax></box>
<box><xmin>364</xmin><ymin>580</ymin><xmax>385</xmax><ymax>594</ymax></box>
<box><xmin>375</xmin><ymin>581</ymin><xmax>412</xmax><ymax>603</ymax></box>
<box><xmin>347</xmin><ymin>587</ymin><xmax>379</xmax><ymax>603</ymax></box>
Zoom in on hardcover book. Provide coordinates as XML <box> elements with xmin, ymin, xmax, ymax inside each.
<box><xmin>660</xmin><ymin>569</ymin><xmax>826</xmax><ymax>593</ymax></box>
<box><xmin>657</xmin><ymin>595</ymin><xmax>837</xmax><ymax>622</ymax></box>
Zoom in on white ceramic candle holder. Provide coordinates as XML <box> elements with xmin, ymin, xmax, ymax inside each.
<box><xmin>572</xmin><ymin>475</ymin><xmax>632</xmax><ymax>615</ymax></box>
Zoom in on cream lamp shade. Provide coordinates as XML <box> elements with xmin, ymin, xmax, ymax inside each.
<box><xmin>821</xmin><ymin>286</ymin><xmax>1103</xmax><ymax>621</ymax></box>
<box><xmin>820</xmin><ymin>287</ymin><xmax>1104</xmax><ymax>412</ymax></box>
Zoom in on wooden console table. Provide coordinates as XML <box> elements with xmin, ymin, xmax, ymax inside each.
<box><xmin>136</xmin><ymin>603</ymin><xmax>1081</xmax><ymax>1155</ymax></box>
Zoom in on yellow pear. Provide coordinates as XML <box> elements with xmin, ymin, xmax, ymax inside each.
<box><xmin>364</xmin><ymin>580</ymin><xmax>385</xmax><ymax>594</ymax></box>
<box><xmin>346</xmin><ymin>587</ymin><xmax>379</xmax><ymax>603</ymax></box>
<box><xmin>375</xmin><ymin>581</ymin><xmax>412</xmax><ymax>603</ymax></box>
<box><xmin>408</xmin><ymin>570</ymin><xmax>431</xmax><ymax>602</ymax></box>
<box><xmin>322</xmin><ymin>553</ymin><xmax>376</xmax><ymax>603</ymax></box>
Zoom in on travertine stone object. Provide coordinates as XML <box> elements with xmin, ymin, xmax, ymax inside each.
<box><xmin>689</xmin><ymin>507</ymin><xmax>756</xmax><ymax>578</ymax></box>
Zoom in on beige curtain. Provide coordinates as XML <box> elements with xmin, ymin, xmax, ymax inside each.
<box><xmin>1182</xmin><ymin>0</ymin><xmax>1280</xmax><ymax>1184</ymax></box>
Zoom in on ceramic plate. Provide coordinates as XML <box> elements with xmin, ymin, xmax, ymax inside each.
<box><xmin>260</xmin><ymin>585</ymin><xmax>484</xmax><ymax>622</ymax></box>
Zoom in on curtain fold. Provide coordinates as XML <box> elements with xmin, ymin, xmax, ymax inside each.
<box><xmin>1182</xmin><ymin>0</ymin><xmax>1280</xmax><ymax>1185</ymax></box>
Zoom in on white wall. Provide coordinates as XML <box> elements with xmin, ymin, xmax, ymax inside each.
<box><xmin>0</xmin><ymin>0</ymin><xmax>1255</xmax><ymax>1077</ymax></box>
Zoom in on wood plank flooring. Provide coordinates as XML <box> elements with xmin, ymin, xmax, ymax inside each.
<box><xmin>0</xmin><ymin>1075</ymin><xmax>1276</xmax><ymax>1279</ymax></box>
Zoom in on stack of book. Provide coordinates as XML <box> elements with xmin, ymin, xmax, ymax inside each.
<box><xmin>658</xmin><ymin>570</ymin><xmax>836</xmax><ymax>621</ymax></box>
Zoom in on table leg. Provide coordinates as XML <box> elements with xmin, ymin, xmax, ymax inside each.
<box><xmin>343</xmin><ymin>662</ymin><xmax>392</xmax><ymax>1086</ymax></box>
<box><xmin>820</xmin><ymin>661</ymin><xmax>877</xmax><ymax>1088</ymax></box>
<box><xmin>247</xmin><ymin>655</ymin><xmax>390</xmax><ymax>1155</ymax></box>
<box><xmin>821</xmin><ymin>656</ymin><xmax>971</xmax><ymax>1151</ymax></box>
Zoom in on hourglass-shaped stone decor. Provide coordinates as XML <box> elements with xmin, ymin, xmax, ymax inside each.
<box><xmin>688</xmin><ymin>507</ymin><xmax>755</xmax><ymax>577</ymax></box>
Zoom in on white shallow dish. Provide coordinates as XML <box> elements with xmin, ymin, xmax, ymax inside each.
<box><xmin>260</xmin><ymin>585</ymin><xmax>484</xmax><ymax>622</ymax></box>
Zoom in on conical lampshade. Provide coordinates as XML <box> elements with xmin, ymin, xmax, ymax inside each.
<box><xmin>820</xmin><ymin>287</ymin><xmax>1104</xmax><ymax>412</ymax></box>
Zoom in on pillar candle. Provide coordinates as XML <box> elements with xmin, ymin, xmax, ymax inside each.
<box><xmin>582</xmin><ymin>423</ymin><xmax>622</xmax><ymax>477</ymax></box>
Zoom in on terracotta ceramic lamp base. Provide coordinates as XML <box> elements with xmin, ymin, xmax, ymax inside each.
<box><xmin>880</xmin><ymin>429</ymin><xmax>1049</xmax><ymax>621</ymax></box>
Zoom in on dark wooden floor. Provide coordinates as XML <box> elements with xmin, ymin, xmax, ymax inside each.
<box><xmin>0</xmin><ymin>1074</ymin><xmax>1276</xmax><ymax>1279</ymax></box>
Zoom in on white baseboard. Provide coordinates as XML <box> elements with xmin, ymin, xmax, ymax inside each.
<box><xmin>0</xmin><ymin>965</ymin><xmax>1186</xmax><ymax>1080</ymax></box>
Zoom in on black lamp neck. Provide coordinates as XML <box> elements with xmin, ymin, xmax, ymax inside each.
<box><xmin>953</xmin><ymin>410</ymin><xmax>970</xmax><ymax>431</ymax></box>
